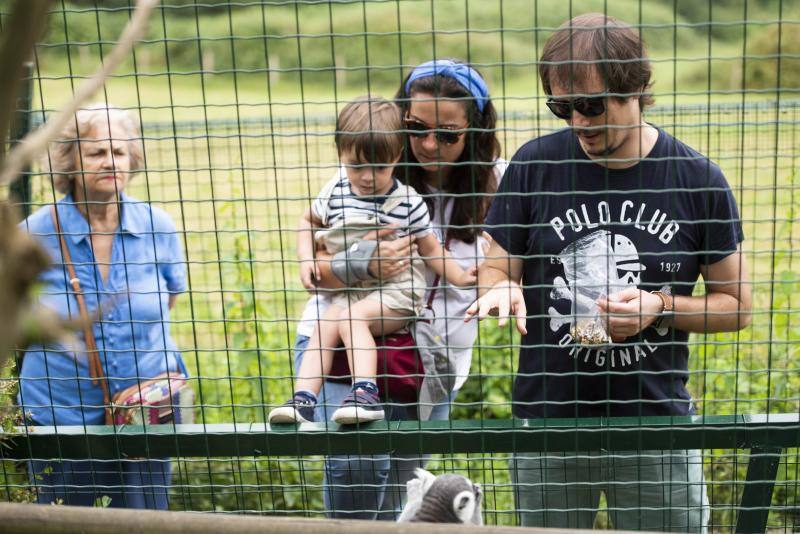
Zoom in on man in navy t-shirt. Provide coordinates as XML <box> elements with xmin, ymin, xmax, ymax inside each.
<box><xmin>466</xmin><ymin>13</ymin><xmax>751</xmax><ymax>532</ymax></box>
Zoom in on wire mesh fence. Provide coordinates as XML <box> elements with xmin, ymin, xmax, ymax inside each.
<box><xmin>1</xmin><ymin>0</ymin><xmax>799</xmax><ymax>531</ymax></box>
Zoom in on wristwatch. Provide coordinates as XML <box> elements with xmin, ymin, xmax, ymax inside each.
<box><xmin>651</xmin><ymin>288</ymin><xmax>674</xmax><ymax>330</ymax></box>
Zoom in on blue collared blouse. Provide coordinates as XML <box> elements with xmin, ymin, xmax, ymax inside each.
<box><xmin>18</xmin><ymin>193</ymin><xmax>187</xmax><ymax>425</ymax></box>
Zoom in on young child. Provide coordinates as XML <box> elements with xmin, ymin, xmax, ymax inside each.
<box><xmin>269</xmin><ymin>96</ymin><xmax>475</xmax><ymax>425</ymax></box>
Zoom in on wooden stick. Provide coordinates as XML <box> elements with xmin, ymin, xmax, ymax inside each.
<box><xmin>0</xmin><ymin>0</ymin><xmax>160</xmax><ymax>187</ymax></box>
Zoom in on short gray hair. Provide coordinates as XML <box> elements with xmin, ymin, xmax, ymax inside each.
<box><xmin>45</xmin><ymin>103</ymin><xmax>144</xmax><ymax>194</ymax></box>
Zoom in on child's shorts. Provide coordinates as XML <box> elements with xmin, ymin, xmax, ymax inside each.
<box><xmin>330</xmin><ymin>252</ymin><xmax>427</xmax><ymax>316</ymax></box>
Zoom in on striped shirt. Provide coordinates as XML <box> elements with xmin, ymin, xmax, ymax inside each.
<box><xmin>311</xmin><ymin>169</ymin><xmax>432</xmax><ymax>238</ymax></box>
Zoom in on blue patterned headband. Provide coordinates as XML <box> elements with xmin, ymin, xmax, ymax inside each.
<box><xmin>404</xmin><ymin>60</ymin><xmax>490</xmax><ymax>113</ymax></box>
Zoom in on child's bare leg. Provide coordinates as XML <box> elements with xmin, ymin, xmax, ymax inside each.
<box><xmin>331</xmin><ymin>300</ymin><xmax>410</xmax><ymax>424</ymax></box>
<box><xmin>294</xmin><ymin>305</ymin><xmax>344</xmax><ymax>395</ymax></box>
<box><xmin>338</xmin><ymin>299</ymin><xmax>411</xmax><ymax>384</ymax></box>
<box><xmin>268</xmin><ymin>305</ymin><xmax>343</xmax><ymax>424</ymax></box>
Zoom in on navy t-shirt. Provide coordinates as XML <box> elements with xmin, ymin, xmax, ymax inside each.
<box><xmin>485</xmin><ymin>127</ymin><xmax>744</xmax><ymax>419</ymax></box>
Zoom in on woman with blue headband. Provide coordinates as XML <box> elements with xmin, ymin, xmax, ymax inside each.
<box><xmin>292</xmin><ymin>59</ymin><xmax>505</xmax><ymax>519</ymax></box>
<box><xmin>396</xmin><ymin>59</ymin><xmax>500</xmax><ymax>247</ymax></box>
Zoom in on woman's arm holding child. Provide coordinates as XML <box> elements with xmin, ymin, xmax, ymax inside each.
<box><xmin>312</xmin><ymin>228</ymin><xmax>414</xmax><ymax>290</ymax></box>
<box><xmin>298</xmin><ymin>208</ymin><xmax>322</xmax><ymax>290</ymax></box>
<box><xmin>416</xmin><ymin>233</ymin><xmax>477</xmax><ymax>287</ymax></box>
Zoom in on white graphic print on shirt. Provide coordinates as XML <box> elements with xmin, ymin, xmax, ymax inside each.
<box><xmin>547</xmin><ymin>222</ymin><xmax>672</xmax><ymax>370</ymax></box>
<box><xmin>548</xmin><ymin>200</ymin><xmax>680</xmax><ymax>245</ymax></box>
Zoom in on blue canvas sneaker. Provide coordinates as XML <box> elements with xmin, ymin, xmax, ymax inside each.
<box><xmin>331</xmin><ymin>387</ymin><xmax>385</xmax><ymax>425</ymax></box>
<box><xmin>268</xmin><ymin>393</ymin><xmax>316</xmax><ymax>424</ymax></box>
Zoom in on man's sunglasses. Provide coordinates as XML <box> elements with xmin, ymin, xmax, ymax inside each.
<box><xmin>403</xmin><ymin>118</ymin><xmax>466</xmax><ymax>145</ymax></box>
<box><xmin>546</xmin><ymin>96</ymin><xmax>606</xmax><ymax>120</ymax></box>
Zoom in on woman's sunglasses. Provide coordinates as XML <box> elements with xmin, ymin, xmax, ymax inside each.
<box><xmin>546</xmin><ymin>96</ymin><xmax>606</xmax><ymax>120</ymax></box>
<box><xmin>403</xmin><ymin>118</ymin><xmax>466</xmax><ymax>145</ymax></box>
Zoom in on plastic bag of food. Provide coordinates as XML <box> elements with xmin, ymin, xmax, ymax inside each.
<box><xmin>559</xmin><ymin>230</ymin><xmax>618</xmax><ymax>346</ymax></box>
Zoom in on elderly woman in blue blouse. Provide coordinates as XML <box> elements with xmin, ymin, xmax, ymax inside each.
<box><xmin>18</xmin><ymin>103</ymin><xmax>187</xmax><ymax>509</ymax></box>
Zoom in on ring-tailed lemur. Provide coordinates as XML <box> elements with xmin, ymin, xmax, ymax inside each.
<box><xmin>397</xmin><ymin>468</ymin><xmax>482</xmax><ymax>524</ymax></box>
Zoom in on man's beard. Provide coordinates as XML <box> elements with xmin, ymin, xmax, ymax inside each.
<box><xmin>579</xmin><ymin>129</ymin><xmax>627</xmax><ymax>158</ymax></box>
<box><xmin>586</xmin><ymin>140</ymin><xmax>624</xmax><ymax>157</ymax></box>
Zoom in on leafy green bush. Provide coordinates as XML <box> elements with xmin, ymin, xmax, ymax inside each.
<box><xmin>172</xmin><ymin>201</ymin><xmax>325</xmax><ymax>513</ymax></box>
<box><xmin>34</xmin><ymin>0</ymin><xmax>747</xmax><ymax>96</ymax></box>
<box><xmin>745</xmin><ymin>23</ymin><xmax>800</xmax><ymax>91</ymax></box>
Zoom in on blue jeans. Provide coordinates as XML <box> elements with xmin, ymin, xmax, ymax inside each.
<box><xmin>293</xmin><ymin>334</ymin><xmax>455</xmax><ymax>520</ymax></box>
<box><xmin>30</xmin><ymin>458</ymin><xmax>171</xmax><ymax>509</ymax></box>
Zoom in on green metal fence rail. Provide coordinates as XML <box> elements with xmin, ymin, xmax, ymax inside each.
<box><xmin>7</xmin><ymin>415</ymin><xmax>800</xmax><ymax>458</ymax></box>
